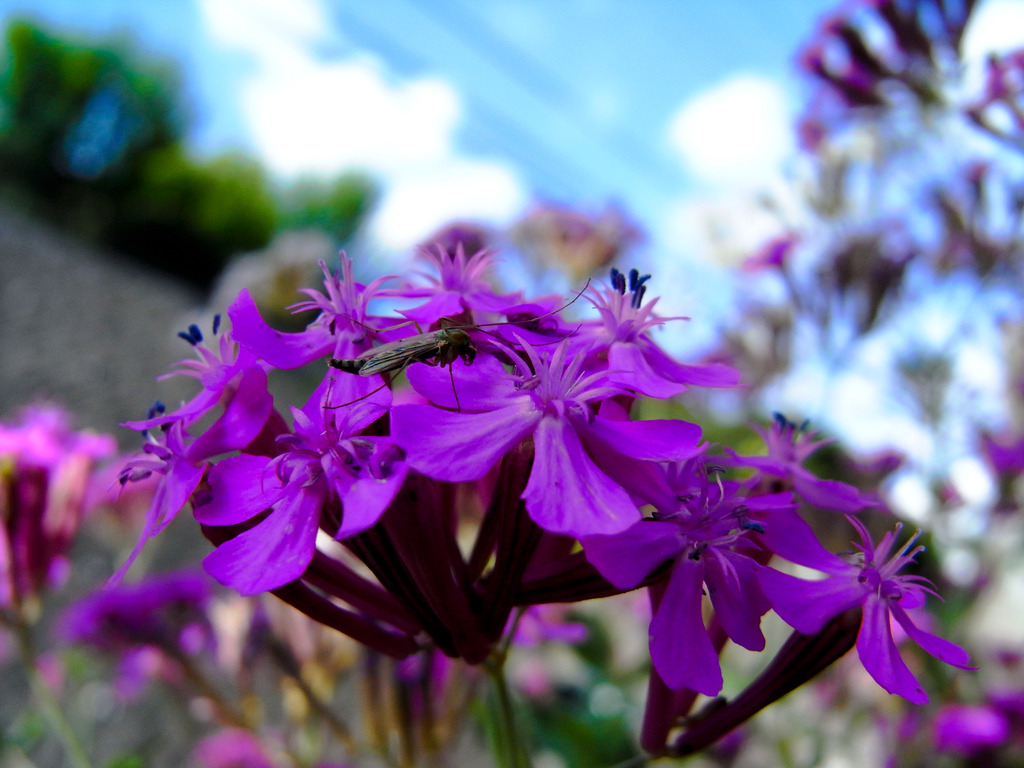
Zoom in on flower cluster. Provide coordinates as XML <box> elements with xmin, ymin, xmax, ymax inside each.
<box><xmin>796</xmin><ymin>0</ymin><xmax>977</xmax><ymax>148</ymax></box>
<box><xmin>119</xmin><ymin>248</ymin><xmax>971</xmax><ymax>754</ymax></box>
<box><xmin>0</xmin><ymin>405</ymin><xmax>116</xmax><ymax>614</ymax></box>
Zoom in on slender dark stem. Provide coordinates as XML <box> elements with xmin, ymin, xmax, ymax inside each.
<box><xmin>265</xmin><ymin>635</ymin><xmax>357</xmax><ymax>754</ymax></box>
<box><xmin>483</xmin><ymin>656</ymin><xmax>532</xmax><ymax>768</ymax></box>
<box><xmin>161</xmin><ymin>643</ymin><xmax>251</xmax><ymax>730</ymax></box>
<box><xmin>6</xmin><ymin>613</ymin><xmax>95</xmax><ymax>768</ymax></box>
<box><xmin>608</xmin><ymin>757</ymin><xmax>649</xmax><ymax>768</ymax></box>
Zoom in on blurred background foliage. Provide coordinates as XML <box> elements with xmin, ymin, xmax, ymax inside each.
<box><xmin>0</xmin><ymin>18</ymin><xmax>376</xmax><ymax>288</ymax></box>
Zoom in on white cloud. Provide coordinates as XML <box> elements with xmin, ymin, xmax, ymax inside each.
<box><xmin>665</xmin><ymin>74</ymin><xmax>793</xmax><ymax>188</ymax></box>
<box><xmin>201</xmin><ymin>0</ymin><xmax>327</xmax><ymax>66</ymax></box>
<box><xmin>240</xmin><ymin>60</ymin><xmax>461</xmax><ymax>177</ymax></box>
<box><xmin>197</xmin><ymin>0</ymin><xmax>527</xmax><ymax>250</ymax></box>
<box><xmin>962</xmin><ymin>0</ymin><xmax>1024</xmax><ymax>63</ymax></box>
<box><xmin>370</xmin><ymin>160</ymin><xmax>526</xmax><ymax>250</ymax></box>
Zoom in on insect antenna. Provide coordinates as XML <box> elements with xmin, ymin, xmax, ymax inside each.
<box><xmin>472</xmin><ymin>278</ymin><xmax>592</xmax><ymax>332</ymax></box>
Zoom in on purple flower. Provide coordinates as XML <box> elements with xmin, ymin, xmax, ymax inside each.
<box><xmin>123</xmin><ymin>318</ymin><xmax>274</xmax><ymax>460</ymax></box>
<box><xmin>980</xmin><ymin>429</ymin><xmax>1024</xmax><ymax>477</ymax></box>
<box><xmin>584</xmin><ymin>462</ymin><xmax>787</xmax><ymax>695</ymax></box>
<box><xmin>509</xmin><ymin>202</ymin><xmax>643</xmax><ymax>281</ymax></box>
<box><xmin>111</xmin><ymin>417</ymin><xmax>207</xmax><ymax>584</ymax></box>
<box><xmin>195</xmin><ymin>382</ymin><xmax>407</xmax><ymax>595</ymax></box>
<box><xmin>759</xmin><ymin>513</ymin><xmax>973</xmax><ymax>703</ymax></box>
<box><xmin>0</xmin><ymin>405</ymin><xmax>115</xmax><ymax>608</ymax></box>
<box><xmin>573</xmin><ymin>269</ymin><xmax>739</xmax><ymax>399</ymax></box>
<box><xmin>932</xmin><ymin>703</ymin><xmax>1010</xmax><ymax>755</ymax></box>
<box><xmin>392</xmin><ymin>338</ymin><xmax>702</xmax><ymax>537</ymax></box>
<box><xmin>727</xmin><ymin>414</ymin><xmax>875</xmax><ymax>512</ymax></box>
<box><xmin>62</xmin><ymin>570</ymin><xmax>214</xmax><ymax>656</ymax></box>
<box><xmin>192</xmin><ymin>728</ymin><xmax>278</xmax><ymax>768</ymax></box>
<box><xmin>230</xmin><ymin>256</ymin><xmax>395</xmax><ymax>368</ymax></box>
<box><xmin>743</xmin><ymin>234</ymin><xmax>798</xmax><ymax>272</ymax></box>
<box><xmin>513</xmin><ymin>604</ymin><xmax>587</xmax><ymax>646</ymax></box>
<box><xmin>383</xmin><ymin>242</ymin><xmax>525</xmax><ymax>325</ymax></box>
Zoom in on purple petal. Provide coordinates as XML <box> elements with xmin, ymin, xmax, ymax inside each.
<box><xmin>304</xmin><ymin>370</ymin><xmax>390</xmax><ymax>424</ymax></box>
<box><xmin>582</xmin><ymin>521</ymin><xmax>684</xmax><ymax>589</ymax></box>
<box><xmin>649</xmin><ymin>557</ymin><xmax>724</xmax><ymax>695</ymax></box>
<box><xmin>759</xmin><ymin>568</ymin><xmax>864</xmax><ymax>634</ymax></box>
<box><xmin>857</xmin><ymin>597</ymin><xmax>928</xmax><ymax>704</ymax></box>
<box><xmin>724</xmin><ymin>451</ymin><xmax>790</xmax><ymax>477</ymax></box>
<box><xmin>605</xmin><ymin>342</ymin><xmax>686</xmax><ymax>398</ymax></box>
<box><xmin>890</xmin><ymin>604</ymin><xmax>974</xmax><ymax>670</ymax></box>
<box><xmin>397</xmin><ymin>291</ymin><xmax>465</xmax><ymax>326</ymax></box>
<box><xmin>406</xmin><ymin>352</ymin><xmax>520</xmax><ymax>411</ymax></box>
<box><xmin>639</xmin><ymin>340</ymin><xmax>741</xmax><ymax>389</ymax></box>
<box><xmin>229</xmin><ymin>289</ymin><xmax>332</xmax><ymax>368</ymax></box>
<box><xmin>391</xmin><ymin>403</ymin><xmax>538</xmax><ymax>482</ymax></box>
<box><xmin>582</xmin><ymin>414</ymin><xmax>702</xmax><ymax>462</ymax></box>
<box><xmin>757</xmin><ymin>506</ymin><xmax>849</xmax><ymax>573</ymax></box>
<box><xmin>202</xmin><ymin>484</ymin><xmax>322</xmax><ymax>595</ymax></box>
<box><xmin>193</xmin><ymin>455</ymin><xmax>279</xmax><ymax>526</ymax></box>
<box><xmin>524</xmin><ymin>415</ymin><xmax>640</xmax><ymax>536</ymax></box>
<box><xmin>336</xmin><ymin>463</ymin><xmax>409</xmax><ymax>538</ymax></box>
<box><xmin>122</xmin><ymin>387</ymin><xmax>220</xmax><ymax>431</ymax></box>
<box><xmin>704</xmin><ymin>551</ymin><xmax>768</xmax><ymax>651</ymax></box>
<box><xmin>793</xmin><ymin>468</ymin><xmax>876</xmax><ymax>512</ymax></box>
<box><xmin>109</xmin><ymin>460</ymin><xmax>205</xmax><ymax>584</ymax></box>
<box><xmin>185</xmin><ymin>367</ymin><xmax>273</xmax><ymax>461</ymax></box>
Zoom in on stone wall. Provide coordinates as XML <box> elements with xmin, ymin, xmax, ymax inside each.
<box><xmin>0</xmin><ymin>204</ymin><xmax>205</xmax><ymax>445</ymax></box>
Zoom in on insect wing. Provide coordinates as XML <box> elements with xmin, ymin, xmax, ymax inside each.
<box><xmin>357</xmin><ymin>332</ymin><xmax>446</xmax><ymax>376</ymax></box>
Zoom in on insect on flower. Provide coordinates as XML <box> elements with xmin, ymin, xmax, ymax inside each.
<box><xmin>329</xmin><ymin>322</ymin><xmax>475</xmax><ymax>377</ymax></box>
<box><xmin>327</xmin><ymin>281</ymin><xmax>590</xmax><ymax>409</ymax></box>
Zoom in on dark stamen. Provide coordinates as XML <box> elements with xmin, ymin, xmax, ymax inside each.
<box><xmin>610</xmin><ymin>267</ymin><xmax>627</xmax><ymax>294</ymax></box>
<box><xmin>212</xmin><ymin>314</ymin><xmax>222</xmax><ymax>335</ymax></box>
<box><xmin>177</xmin><ymin>324</ymin><xmax>204</xmax><ymax>346</ymax></box>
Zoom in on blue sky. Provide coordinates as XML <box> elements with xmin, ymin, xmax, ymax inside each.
<box><xmin>0</xmin><ymin>0</ymin><xmax>838</xmax><ymax>249</ymax></box>
<box><xmin>3</xmin><ymin>0</ymin><xmax>1022</xmax><ymax>259</ymax></box>
<box><xmin>5</xmin><ymin>0</ymin><xmax>1021</xmax><ymax>260</ymax></box>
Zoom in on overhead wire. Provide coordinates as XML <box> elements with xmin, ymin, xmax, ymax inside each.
<box><xmin>423</xmin><ymin>0</ymin><xmax>684</xmax><ymax>197</ymax></box>
<box><xmin>328</xmin><ymin>3</ymin><xmax>612</xmax><ymax>203</ymax></box>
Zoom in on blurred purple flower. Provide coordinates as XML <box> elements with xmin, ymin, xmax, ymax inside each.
<box><xmin>193</xmin><ymin>728</ymin><xmax>279</xmax><ymax>768</ymax></box>
<box><xmin>932</xmin><ymin>703</ymin><xmax>1010</xmax><ymax>755</ymax></box>
<box><xmin>62</xmin><ymin>570</ymin><xmax>213</xmax><ymax>653</ymax></box>
<box><xmin>743</xmin><ymin>234</ymin><xmax>798</xmax><ymax>272</ymax></box>
<box><xmin>980</xmin><ymin>429</ymin><xmax>1024</xmax><ymax>477</ymax></box>
<box><xmin>513</xmin><ymin>604</ymin><xmax>587</xmax><ymax>646</ymax></box>
<box><xmin>759</xmin><ymin>514</ymin><xmax>973</xmax><ymax>703</ymax></box>
<box><xmin>0</xmin><ymin>405</ymin><xmax>115</xmax><ymax>608</ymax></box>
<box><xmin>727</xmin><ymin>414</ymin><xmax>876</xmax><ymax>512</ymax></box>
